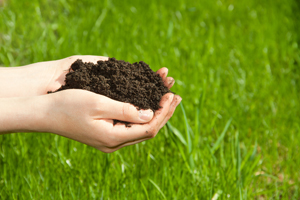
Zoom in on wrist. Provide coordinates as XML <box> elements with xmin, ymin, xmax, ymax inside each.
<box><xmin>0</xmin><ymin>61</ymin><xmax>59</xmax><ymax>98</ymax></box>
<box><xmin>0</xmin><ymin>95</ymin><xmax>51</xmax><ymax>134</ymax></box>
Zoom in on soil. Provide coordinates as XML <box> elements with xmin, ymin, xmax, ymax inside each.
<box><xmin>49</xmin><ymin>58</ymin><xmax>171</xmax><ymax>125</ymax></box>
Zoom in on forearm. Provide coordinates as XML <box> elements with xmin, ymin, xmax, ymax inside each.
<box><xmin>0</xmin><ymin>61</ymin><xmax>58</xmax><ymax>98</ymax></box>
<box><xmin>0</xmin><ymin>96</ymin><xmax>49</xmax><ymax>134</ymax></box>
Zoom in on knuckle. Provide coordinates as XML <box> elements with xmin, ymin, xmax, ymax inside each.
<box><xmin>122</xmin><ymin>103</ymin><xmax>132</xmax><ymax>119</ymax></box>
<box><xmin>146</xmin><ymin>127</ymin><xmax>158</xmax><ymax>138</ymax></box>
<box><xmin>155</xmin><ymin>110</ymin><xmax>162</xmax><ymax>116</ymax></box>
<box><xmin>166</xmin><ymin>111</ymin><xmax>174</xmax><ymax>120</ymax></box>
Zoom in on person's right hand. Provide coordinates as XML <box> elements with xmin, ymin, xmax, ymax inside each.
<box><xmin>40</xmin><ymin>89</ymin><xmax>181</xmax><ymax>152</ymax></box>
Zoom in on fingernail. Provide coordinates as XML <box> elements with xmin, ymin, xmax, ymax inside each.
<box><xmin>173</xmin><ymin>95</ymin><xmax>182</xmax><ymax>106</ymax></box>
<box><xmin>177</xmin><ymin>96</ymin><xmax>182</xmax><ymax>105</ymax></box>
<box><xmin>168</xmin><ymin>78</ymin><xmax>175</xmax><ymax>85</ymax></box>
<box><xmin>171</xmin><ymin>93</ymin><xmax>175</xmax><ymax>101</ymax></box>
<box><xmin>139</xmin><ymin>110</ymin><xmax>153</xmax><ymax>121</ymax></box>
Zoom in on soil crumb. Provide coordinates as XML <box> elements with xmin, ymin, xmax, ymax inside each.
<box><xmin>50</xmin><ymin>58</ymin><xmax>171</xmax><ymax>125</ymax></box>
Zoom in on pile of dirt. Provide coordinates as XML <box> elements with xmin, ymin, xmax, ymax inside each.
<box><xmin>49</xmin><ymin>58</ymin><xmax>171</xmax><ymax>124</ymax></box>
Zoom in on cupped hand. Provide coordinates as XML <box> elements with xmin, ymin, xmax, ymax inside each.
<box><xmin>1</xmin><ymin>55</ymin><xmax>175</xmax><ymax>98</ymax></box>
<box><xmin>1</xmin><ymin>55</ymin><xmax>180</xmax><ymax>152</ymax></box>
<box><xmin>46</xmin><ymin>55</ymin><xmax>176</xmax><ymax>94</ymax></box>
<box><xmin>43</xmin><ymin>89</ymin><xmax>181</xmax><ymax>152</ymax></box>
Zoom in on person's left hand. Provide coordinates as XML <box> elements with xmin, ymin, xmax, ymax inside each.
<box><xmin>49</xmin><ymin>55</ymin><xmax>175</xmax><ymax>93</ymax></box>
<box><xmin>0</xmin><ymin>55</ymin><xmax>175</xmax><ymax>97</ymax></box>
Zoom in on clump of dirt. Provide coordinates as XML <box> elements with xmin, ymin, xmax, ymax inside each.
<box><xmin>49</xmin><ymin>58</ymin><xmax>171</xmax><ymax>125</ymax></box>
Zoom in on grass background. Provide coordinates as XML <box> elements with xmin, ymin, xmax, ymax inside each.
<box><xmin>0</xmin><ymin>0</ymin><xmax>300</xmax><ymax>199</ymax></box>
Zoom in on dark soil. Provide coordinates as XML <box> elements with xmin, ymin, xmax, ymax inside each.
<box><xmin>49</xmin><ymin>58</ymin><xmax>171</xmax><ymax>125</ymax></box>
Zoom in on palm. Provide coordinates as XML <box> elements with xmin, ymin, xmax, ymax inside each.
<box><xmin>46</xmin><ymin>55</ymin><xmax>174</xmax><ymax>94</ymax></box>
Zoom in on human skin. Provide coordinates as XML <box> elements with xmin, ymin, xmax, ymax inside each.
<box><xmin>0</xmin><ymin>56</ymin><xmax>175</xmax><ymax>97</ymax></box>
<box><xmin>0</xmin><ymin>56</ymin><xmax>181</xmax><ymax>152</ymax></box>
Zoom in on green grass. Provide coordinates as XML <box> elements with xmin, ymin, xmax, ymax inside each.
<box><xmin>1</xmin><ymin>0</ymin><xmax>300</xmax><ymax>199</ymax></box>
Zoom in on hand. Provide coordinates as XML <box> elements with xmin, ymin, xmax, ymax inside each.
<box><xmin>47</xmin><ymin>56</ymin><xmax>176</xmax><ymax>94</ymax></box>
<box><xmin>0</xmin><ymin>89</ymin><xmax>181</xmax><ymax>152</ymax></box>
<box><xmin>41</xmin><ymin>89</ymin><xmax>181</xmax><ymax>152</ymax></box>
<box><xmin>0</xmin><ymin>55</ymin><xmax>175</xmax><ymax>97</ymax></box>
<box><xmin>0</xmin><ymin>55</ymin><xmax>180</xmax><ymax>152</ymax></box>
<box><xmin>41</xmin><ymin>64</ymin><xmax>177</xmax><ymax>153</ymax></box>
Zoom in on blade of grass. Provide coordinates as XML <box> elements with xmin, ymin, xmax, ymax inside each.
<box><xmin>92</xmin><ymin>8</ymin><xmax>107</xmax><ymax>32</ymax></box>
<box><xmin>140</xmin><ymin>179</ymin><xmax>149</xmax><ymax>200</ymax></box>
<box><xmin>180</xmin><ymin>103</ymin><xmax>192</xmax><ymax>153</ymax></box>
<box><xmin>194</xmin><ymin>89</ymin><xmax>205</xmax><ymax>147</ymax></box>
<box><xmin>180</xmin><ymin>103</ymin><xmax>195</xmax><ymax>169</ymax></box>
<box><xmin>167</xmin><ymin>122</ymin><xmax>187</xmax><ymax>146</ymax></box>
<box><xmin>211</xmin><ymin>118</ymin><xmax>232</xmax><ymax>154</ymax></box>
<box><xmin>169</xmin><ymin>129</ymin><xmax>191</xmax><ymax>172</ymax></box>
<box><xmin>240</xmin><ymin>141</ymin><xmax>257</xmax><ymax>171</ymax></box>
<box><xmin>236</xmin><ymin>131</ymin><xmax>241</xmax><ymax>187</ymax></box>
<box><xmin>148</xmin><ymin>179</ymin><xmax>166</xmax><ymax>200</ymax></box>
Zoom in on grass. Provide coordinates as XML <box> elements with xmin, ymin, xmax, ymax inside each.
<box><xmin>1</xmin><ymin>0</ymin><xmax>300</xmax><ymax>199</ymax></box>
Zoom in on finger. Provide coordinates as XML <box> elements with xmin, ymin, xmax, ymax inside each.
<box><xmin>156</xmin><ymin>67</ymin><xmax>168</xmax><ymax>81</ymax></box>
<box><xmin>99</xmin><ymin>97</ymin><xmax>154</xmax><ymax>123</ymax></box>
<box><xmin>92</xmin><ymin>119</ymin><xmax>151</xmax><ymax>153</ymax></box>
<box><xmin>159</xmin><ymin>95</ymin><xmax>182</xmax><ymax>129</ymax></box>
<box><xmin>112</xmin><ymin>95</ymin><xmax>182</xmax><ymax>150</ymax></box>
<box><xmin>108</xmin><ymin>93</ymin><xmax>175</xmax><ymax>143</ymax></box>
<box><xmin>164</xmin><ymin>77</ymin><xmax>175</xmax><ymax>89</ymax></box>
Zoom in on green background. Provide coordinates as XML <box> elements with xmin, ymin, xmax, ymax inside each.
<box><xmin>1</xmin><ymin>0</ymin><xmax>300</xmax><ymax>199</ymax></box>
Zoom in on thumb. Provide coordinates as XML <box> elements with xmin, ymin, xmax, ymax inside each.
<box><xmin>100</xmin><ymin>98</ymin><xmax>154</xmax><ymax>123</ymax></box>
